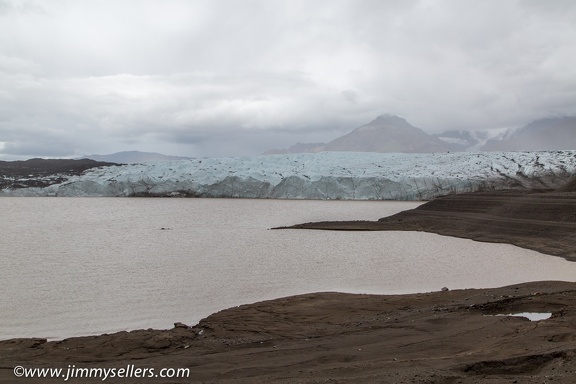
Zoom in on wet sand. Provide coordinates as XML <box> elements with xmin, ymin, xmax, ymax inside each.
<box><xmin>2</xmin><ymin>182</ymin><xmax>576</xmax><ymax>383</ymax></box>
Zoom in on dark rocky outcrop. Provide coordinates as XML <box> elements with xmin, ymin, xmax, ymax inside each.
<box><xmin>0</xmin><ymin>158</ymin><xmax>119</xmax><ymax>190</ymax></box>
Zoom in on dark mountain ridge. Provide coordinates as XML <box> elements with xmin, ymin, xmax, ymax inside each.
<box><xmin>324</xmin><ymin>115</ymin><xmax>451</xmax><ymax>153</ymax></box>
<box><xmin>264</xmin><ymin>115</ymin><xmax>576</xmax><ymax>154</ymax></box>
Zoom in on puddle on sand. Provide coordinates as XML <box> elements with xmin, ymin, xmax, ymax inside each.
<box><xmin>495</xmin><ymin>312</ymin><xmax>552</xmax><ymax>321</ymax></box>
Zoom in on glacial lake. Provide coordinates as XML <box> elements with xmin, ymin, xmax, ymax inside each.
<box><xmin>2</xmin><ymin>197</ymin><xmax>576</xmax><ymax>340</ymax></box>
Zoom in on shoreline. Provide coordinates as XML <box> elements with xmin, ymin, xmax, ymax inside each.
<box><xmin>277</xmin><ymin>188</ymin><xmax>576</xmax><ymax>262</ymax></box>
<box><xmin>2</xmin><ymin>184</ymin><xmax>576</xmax><ymax>383</ymax></box>
<box><xmin>3</xmin><ymin>281</ymin><xmax>576</xmax><ymax>383</ymax></box>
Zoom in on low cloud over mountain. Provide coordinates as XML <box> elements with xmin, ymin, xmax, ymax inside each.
<box><xmin>481</xmin><ymin>117</ymin><xmax>576</xmax><ymax>151</ymax></box>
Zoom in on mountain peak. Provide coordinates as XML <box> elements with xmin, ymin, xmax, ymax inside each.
<box><xmin>360</xmin><ymin>114</ymin><xmax>418</xmax><ymax>132</ymax></box>
<box><xmin>374</xmin><ymin>114</ymin><xmax>406</xmax><ymax>123</ymax></box>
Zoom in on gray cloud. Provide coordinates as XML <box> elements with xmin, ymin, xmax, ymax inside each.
<box><xmin>1</xmin><ymin>0</ymin><xmax>575</xmax><ymax>159</ymax></box>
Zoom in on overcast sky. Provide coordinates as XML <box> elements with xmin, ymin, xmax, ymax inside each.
<box><xmin>1</xmin><ymin>0</ymin><xmax>575</xmax><ymax>159</ymax></box>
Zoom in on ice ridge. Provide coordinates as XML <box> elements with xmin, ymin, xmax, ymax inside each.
<box><xmin>2</xmin><ymin>151</ymin><xmax>575</xmax><ymax>200</ymax></box>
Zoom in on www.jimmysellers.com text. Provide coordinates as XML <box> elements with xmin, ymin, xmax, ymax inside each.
<box><xmin>13</xmin><ymin>364</ymin><xmax>190</xmax><ymax>381</ymax></box>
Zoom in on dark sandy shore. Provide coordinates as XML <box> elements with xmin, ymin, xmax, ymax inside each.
<box><xmin>3</xmin><ymin>281</ymin><xmax>576</xmax><ymax>383</ymax></box>
<box><xmin>2</xmin><ymin>180</ymin><xmax>576</xmax><ymax>383</ymax></box>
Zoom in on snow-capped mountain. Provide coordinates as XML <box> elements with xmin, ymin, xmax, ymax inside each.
<box><xmin>433</xmin><ymin>130</ymin><xmax>499</xmax><ymax>152</ymax></box>
<box><xmin>2</xmin><ymin>151</ymin><xmax>575</xmax><ymax>200</ymax></box>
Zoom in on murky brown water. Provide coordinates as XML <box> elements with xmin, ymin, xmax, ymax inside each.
<box><xmin>2</xmin><ymin>197</ymin><xmax>576</xmax><ymax>340</ymax></box>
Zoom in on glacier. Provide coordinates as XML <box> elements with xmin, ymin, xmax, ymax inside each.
<box><xmin>1</xmin><ymin>151</ymin><xmax>575</xmax><ymax>200</ymax></box>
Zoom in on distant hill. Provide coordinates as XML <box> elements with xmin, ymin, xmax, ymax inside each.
<box><xmin>481</xmin><ymin>116</ymin><xmax>576</xmax><ymax>151</ymax></box>
<box><xmin>82</xmin><ymin>151</ymin><xmax>192</xmax><ymax>164</ymax></box>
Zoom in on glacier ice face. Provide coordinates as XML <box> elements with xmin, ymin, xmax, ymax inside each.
<box><xmin>2</xmin><ymin>151</ymin><xmax>575</xmax><ymax>200</ymax></box>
